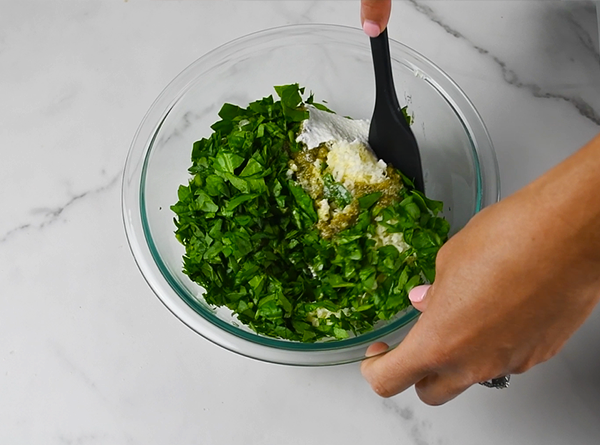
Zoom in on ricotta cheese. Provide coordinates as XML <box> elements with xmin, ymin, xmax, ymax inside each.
<box><xmin>296</xmin><ymin>105</ymin><xmax>370</xmax><ymax>149</ymax></box>
<box><xmin>306</xmin><ymin>307</ymin><xmax>350</xmax><ymax>327</ymax></box>
<box><xmin>371</xmin><ymin>220</ymin><xmax>411</xmax><ymax>253</ymax></box>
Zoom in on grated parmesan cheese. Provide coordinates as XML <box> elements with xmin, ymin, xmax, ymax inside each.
<box><xmin>326</xmin><ymin>140</ymin><xmax>388</xmax><ymax>188</ymax></box>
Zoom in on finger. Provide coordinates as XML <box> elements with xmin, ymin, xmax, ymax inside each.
<box><xmin>414</xmin><ymin>372</ymin><xmax>473</xmax><ymax>406</ymax></box>
<box><xmin>361</xmin><ymin>327</ymin><xmax>430</xmax><ymax>398</ymax></box>
<box><xmin>409</xmin><ymin>284</ymin><xmax>431</xmax><ymax>312</ymax></box>
<box><xmin>365</xmin><ymin>342</ymin><xmax>390</xmax><ymax>357</ymax></box>
<box><xmin>360</xmin><ymin>0</ymin><xmax>392</xmax><ymax>37</ymax></box>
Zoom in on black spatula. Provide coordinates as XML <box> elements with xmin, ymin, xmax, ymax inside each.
<box><xmin>368</xmin><ymin>29</ymin><xmax>424</xmax><ymax>193</ymax></box>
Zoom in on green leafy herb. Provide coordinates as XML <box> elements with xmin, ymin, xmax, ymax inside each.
<box><xmin>358</xmin><ymin>191</ymin><xmax>383</xmax><ymax>210</ymax></box>
<box><xmin>171</xmin><ymin>84</ymin><xmax>449</xmax><ymax>342</ymax></box>
<box><xmin>323</xmin><ymin>173</ymin><xmax>353</xmax><ymax>207</ymax></box>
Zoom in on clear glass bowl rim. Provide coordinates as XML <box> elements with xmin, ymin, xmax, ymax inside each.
<box><xmin>122</xmin><ymin>23</ymin><xmax>500</xmax><ymax>366</ymax></box>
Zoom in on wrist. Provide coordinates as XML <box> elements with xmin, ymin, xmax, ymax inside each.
<box><xmin>519</xmin><ymin>133</ymin><xmax>600</xmax><ymax>265</ymax></box>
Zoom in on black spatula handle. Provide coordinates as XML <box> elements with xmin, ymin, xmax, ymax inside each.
<box><xmin>370</xmin><ymin>29</ymin><xmax>409</xmax><ymax>132</ymax></box>
<box><xmin>369</xmin><ymin>29</ymin><xmax>425</xmax><ymax>192</ymax></box>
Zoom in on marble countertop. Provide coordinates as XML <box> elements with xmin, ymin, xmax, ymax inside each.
<box><xmin>2</xmin><ymin>1</ymin><xmax>600</xmax><ymax>444</ymax></box>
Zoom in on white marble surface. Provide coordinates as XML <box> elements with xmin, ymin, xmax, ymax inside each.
<box><xmin>1</xmin><ymin>1</ymin><xmax>600</xmax><ymax>444</ymax></box>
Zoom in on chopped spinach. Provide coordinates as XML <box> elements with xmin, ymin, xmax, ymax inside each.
<box><xmin>323</xmin><ymin>173</ymin><xmax>353</xmax><ymax>208</ymax></box>
<box><xmin>171</xmin><ymin>84</ymin><xmax>449</xmax><ymax>342</ymax></box>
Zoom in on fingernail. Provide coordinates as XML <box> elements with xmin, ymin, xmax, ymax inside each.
<box><xmin>409</xmin><ymin>285</ymin><xmax>431</xmax><ymax>303</ymax></box>
<box><xmin>363</xmin><ymin>20</ymin><xmax>381</xmax><ymax>38</ymax></box>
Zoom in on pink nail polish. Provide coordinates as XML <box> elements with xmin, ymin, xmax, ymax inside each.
<box><xmin>409</xmin><ymin>285</ymin><xmax>431</xmax><ymax>303</ymax></box>
<box><xmin>363</xmin><ymin>20</ymin><xmax>381</xmax><ymax>38</ymax></box>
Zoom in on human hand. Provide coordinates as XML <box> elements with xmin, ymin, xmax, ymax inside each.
<box><xmin>361</xmin><ymin>134</ymin><xmax>600</xmax><ymax>405</ymax></box>
<box><xmin>361</xmin><ymin>0</ymin><xmax>391</xmax><ymax>37</ymax></box>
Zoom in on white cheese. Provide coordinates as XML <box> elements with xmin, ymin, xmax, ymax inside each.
<box><xmin>296</xmin><ymin>105</ymin><xmax>370</xmax><ymax>149</ymax></box>
<box><xmin>326</xmin><ymin>140</ymin><xmax>388</xmax><ymax>188</ymax></box>
<box><xmin>316</xmin><ymin>199</ymin><xmax>330</xmax><ymax>222</ymax></box>
<box><xmin>296</xmin><ymin>105</ymin><xmax>388</xmax><ymax>188</ymax></box>
<box><xmin>306</xmin><ymin>307</ymin><xmax>350</xmax><ymax>327</ymax></box>
<box><xmin>371</xmin><ymin>222</ymin><xmax>410</xmax><ymax>253</ymax></box>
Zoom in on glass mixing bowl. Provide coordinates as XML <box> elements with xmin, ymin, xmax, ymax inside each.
<box><xmin>122</xmin><ymin>24</ymin><xmax>499</xmax><ymax>366</ymax></box>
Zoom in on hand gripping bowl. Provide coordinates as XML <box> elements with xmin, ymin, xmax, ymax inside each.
<box><xmin>122</xmin><ymin>24</ymin><xmax>500</xmax><ymax>366</ymax></box>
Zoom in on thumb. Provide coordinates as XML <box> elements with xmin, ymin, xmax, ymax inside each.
<box><xmin>409</xmin><ymin>284</ymin><xmax>431</xmax><ymax>312</ymax></box>
<box><xmin>360</xmin><ymin>0</ymin><xmax>392</xmax><ymax>37</ymax></box>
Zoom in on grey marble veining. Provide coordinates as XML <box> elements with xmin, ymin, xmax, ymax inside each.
<box><xmin>0</xmin><ymin>172</ymin><xmax>120</xmax><ymax>244</ymax></box>
<box><xmin>408</xmin><ymin>0</ymin><xmax>600</xmax><ymax>126</ymax></box>
<box><xmin>1</xmin><ymin>2</ymin><xmax>599</xmax><ymax>444</ymax></box>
